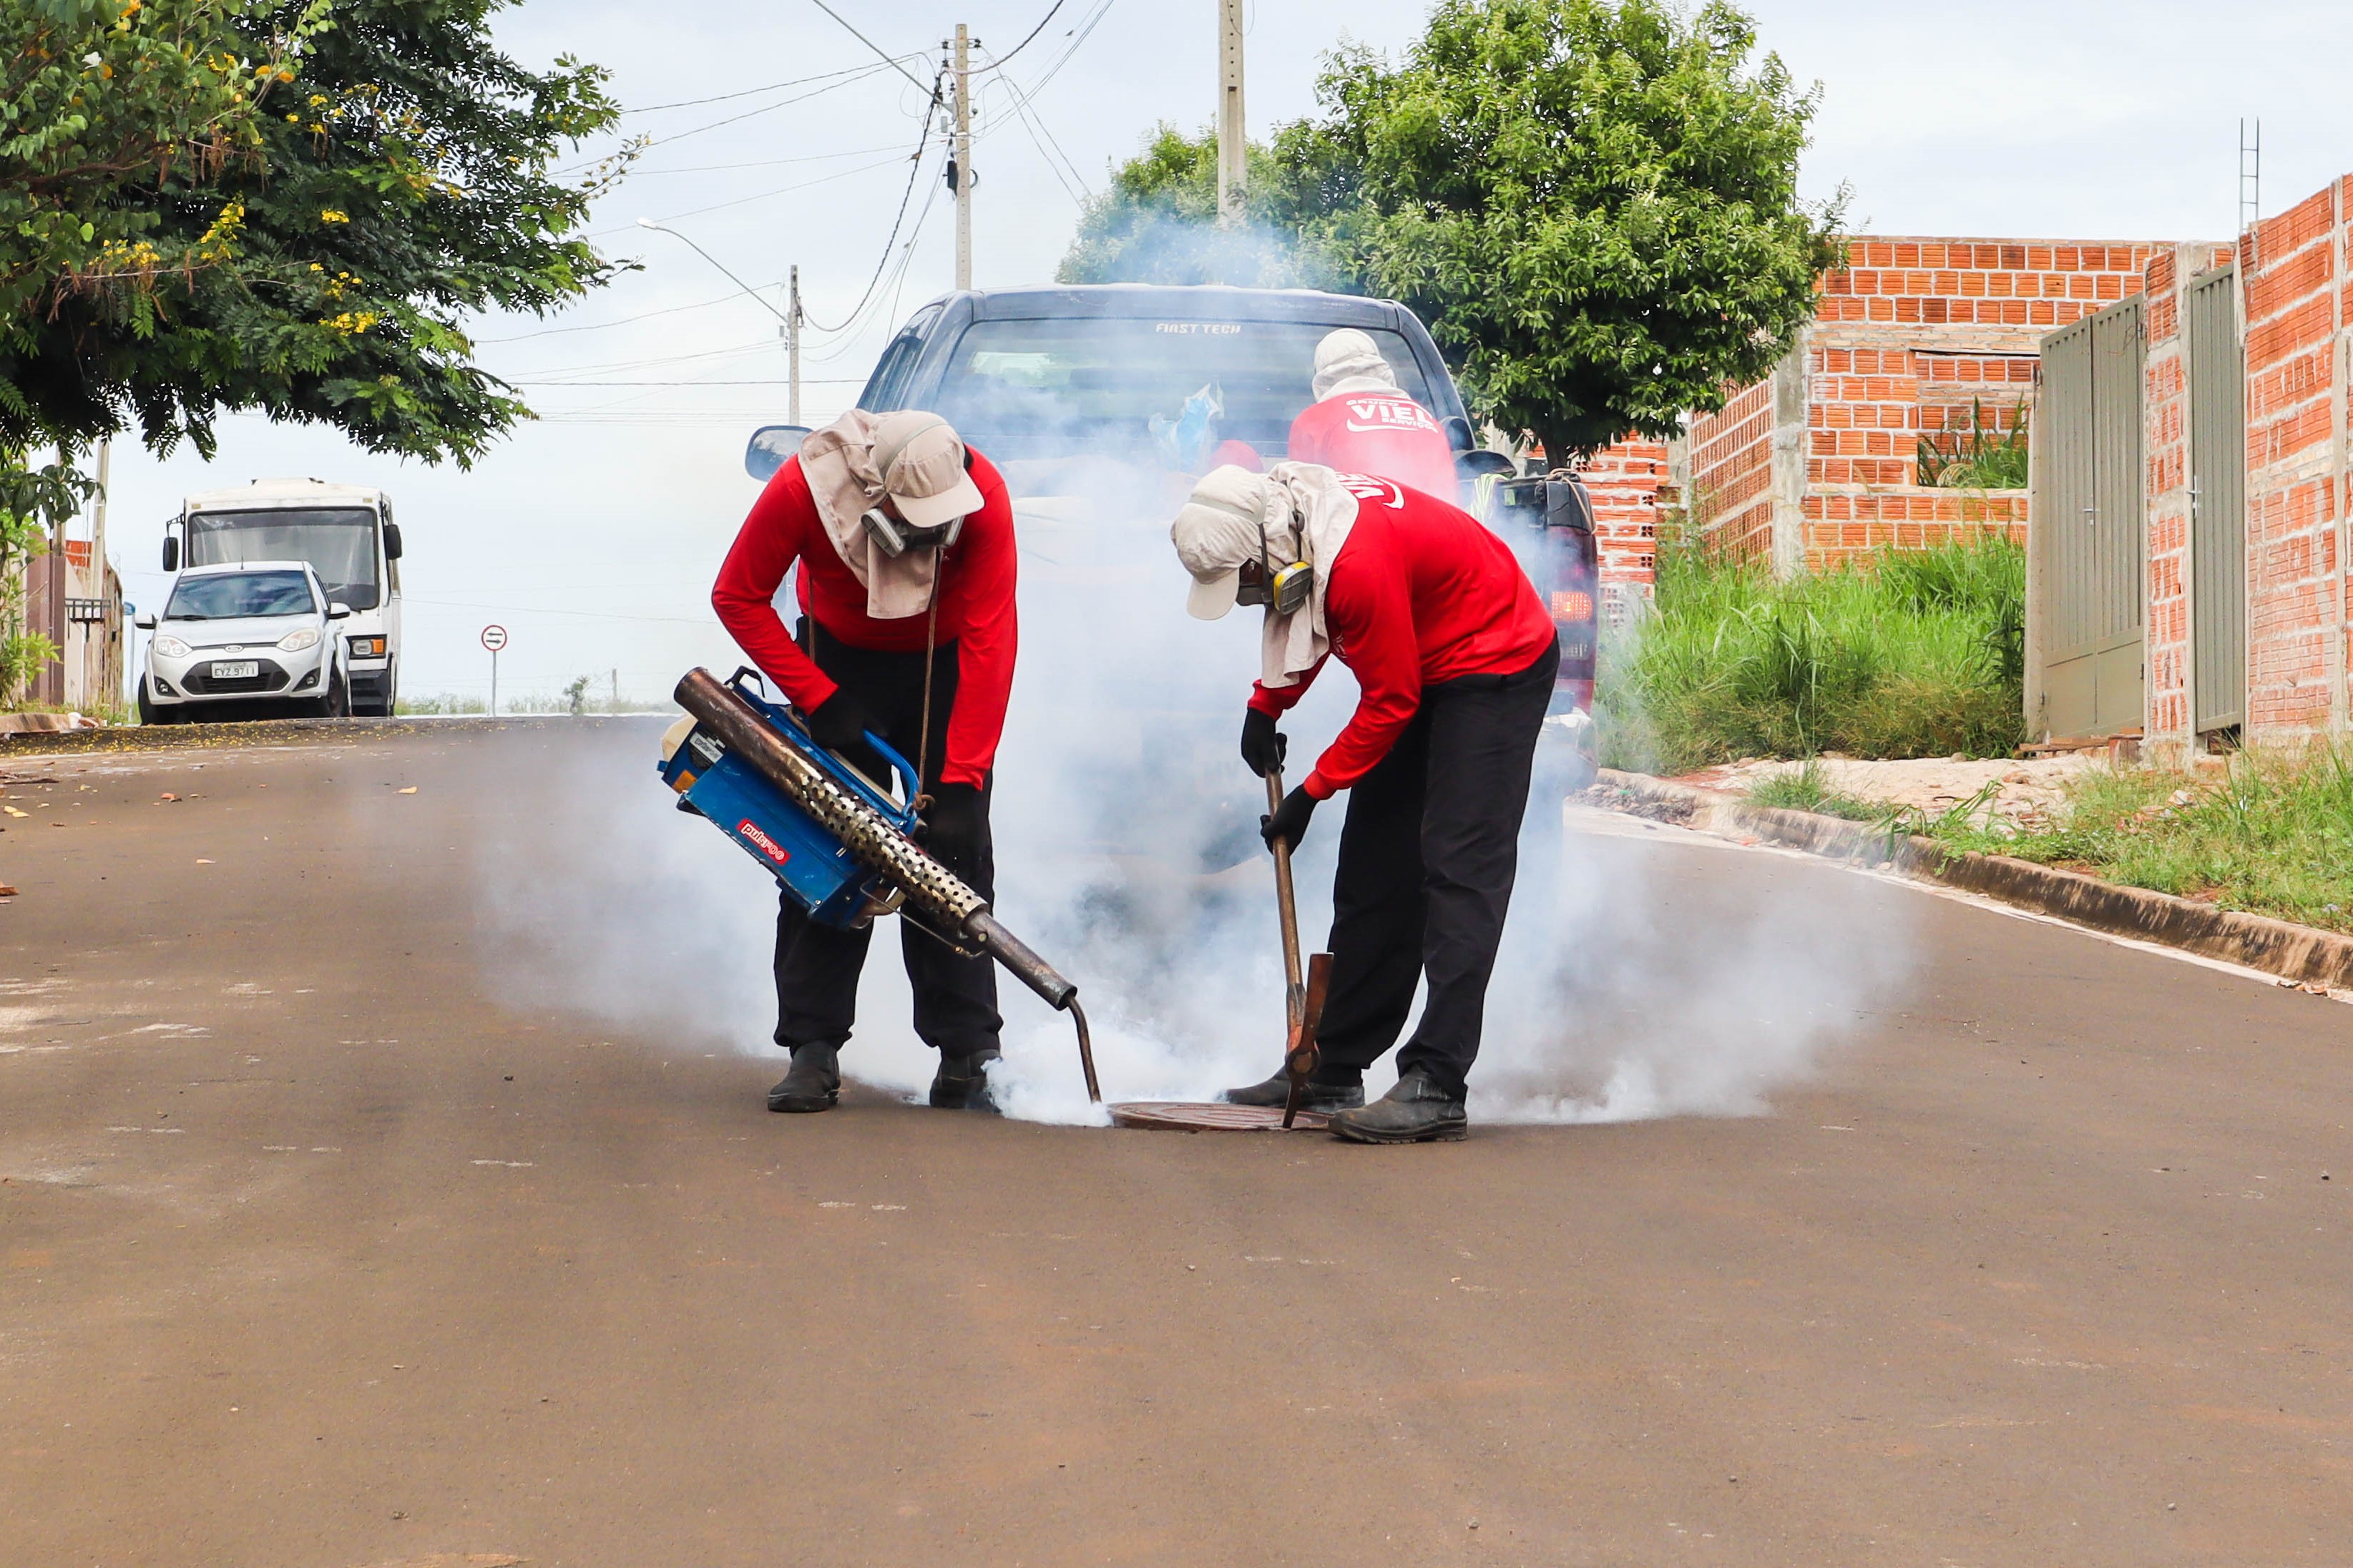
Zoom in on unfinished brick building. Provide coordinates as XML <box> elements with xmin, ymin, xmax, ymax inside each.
<box><xmin>1682</xmin><ymin>237</ymin><xmax>2166</xmax><ymax>572</ymax></box>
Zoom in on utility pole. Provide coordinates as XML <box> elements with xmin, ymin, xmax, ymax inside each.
<box><xmin>786</xmin><ymin>264</ymin><xmax>802</xmax><ymax>424</ymax></box>
<box><xmin>1216</xmin><ymin>0</ymin><xmax>1246</xmax><ymax>227</ymax></box>
<box><xmin>953</xmin><ymin>24</ymin><xmax>973</xmax><ymax>289</ymax></box>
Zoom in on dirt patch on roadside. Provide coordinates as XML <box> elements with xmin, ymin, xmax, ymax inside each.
<box><xmin>1668</xmin><ymin>754</ymin><xmax>2110</xmax><ymax>830</ymax></box>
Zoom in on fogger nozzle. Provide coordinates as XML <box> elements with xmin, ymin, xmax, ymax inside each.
<box><xmin>671</xmin><ymin>667</ymin><xmax>1080</xmax><ymax>1014</ymax></box>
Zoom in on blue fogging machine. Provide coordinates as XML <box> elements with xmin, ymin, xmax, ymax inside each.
<box><xmin>660</xmin><ymin>667</ymin><xmax>1100</xmax><ymax>1101</ymax></box>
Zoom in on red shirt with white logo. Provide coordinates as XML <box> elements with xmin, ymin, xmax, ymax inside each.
<box><xmin>1286</xmin><ymin>391</ymin><xmax>1459</xmax><ymax>501</ymax></box>
<box><xmin>710</xmin><ymin>449</ymin><xmax>1017</xmax><ymax>788</ymax></box>
<box><xmin>1247</xmin><ymin>476</ymin><xmax>1555</xmax><ymax>799</ymax></box>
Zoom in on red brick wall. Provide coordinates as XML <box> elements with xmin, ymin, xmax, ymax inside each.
<box><xmin>1821</xmin><ymin>239</ymin><xmax>2163</xmax><ymax>336</ymax></box>
<box><xmin>1801</xmin><ymin>491</ymin><xmax>2026</xmax><ymax>570</ymax></box>
<box><xmin>2240</xmin><ymin>180</ymin><xmax>2347</xmax><ymax>736</ymax></box>
<box><xmin>1585</xmin><ymin>236</ymin><xmax>2166</xmax><ymax>593</ymax></box>
<box><xmin>1685</xmin><ymin>378</ymin><xmax>1775</xmax><ymax>563</ymax></box>
<box><xmin>1810</xmin><ymin>344</ymin><xmax>1917</xmax><ymax>486</ymax></box>
<box><xmin>1567</xmin><ymin>440</ymin><xmax>1666</xmax><ymax>624</ymax></box>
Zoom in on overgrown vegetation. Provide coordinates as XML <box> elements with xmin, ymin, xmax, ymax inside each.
<box><xmin>1598</xmin><ymin>534</ymin><xmax>2027</xmax><ymax>773</ymax></box>
<box><xmin>1921</xmin><ymin>747</ymin><xmax>2353</xmax><ymax>936</ymax></box>
<box><xmin>1744</xmin><ymin>760</ymin><xmax>1882</xmax><ymax>821</ymax></box>
<box><xmin>1917</xmin><ymin>397</ymin><xmax>2029</xmax><ymax>489</ymax></box>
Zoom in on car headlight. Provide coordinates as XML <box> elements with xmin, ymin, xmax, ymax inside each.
<box><xmin>278</xmin><ymin>627</ymin><xmax>321</xmax><ymax>652</ymax></box>
<box><xmin>152</xmin><ymin>634</ymin><xmax>191</xmax><ymax>658</ymax></box>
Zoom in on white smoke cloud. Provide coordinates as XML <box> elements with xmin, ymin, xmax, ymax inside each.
<box><xmin>471</xmin><ymin>414</ymin><xmax>1910</xmax><ymax>1128</ymax></box>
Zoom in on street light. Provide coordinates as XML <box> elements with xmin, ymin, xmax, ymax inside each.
<box><xmin>636</xmin><ymin>217</ymin><xmax>804</xmax><ymax>423</ymax></box>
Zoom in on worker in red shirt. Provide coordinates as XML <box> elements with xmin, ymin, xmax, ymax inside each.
<box><xmin>1285</xmin><ymin>328</ymin><xmax>1460</xmax><ymax>501</ymax></box>
<box><xmin>712</xmin><ymin>410</ymin><xmax>1017</xmax><ymax>1116</ymax></box>
<box><xmin>1170</xmin><ymin>463</ymin><xmax>1558</xmax><ymax>1143</ymax></box>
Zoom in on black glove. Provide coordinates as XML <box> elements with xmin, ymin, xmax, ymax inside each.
<box><xmin>1261</xmin><ymin>784</ymin><xmax>1317</xmax><ymax>852</ymax></box>
<box><xmin>1240</xmin><ymin>707</ymin><xmax>1288</xmax><ymax>778</ymax></box>
<box><xmin>919</xmin><ymin>780</ymin><xmax>987</xmax><ymax>868</ymax></box>
<box><xmin>806</xmin><ymin>689</ymin><xmax>874</xmax><ymax>755</ymax></box>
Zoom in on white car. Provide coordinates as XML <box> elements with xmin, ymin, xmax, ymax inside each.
<box><xmin>134</xmin><ymin>561</ymin><xmax>352</xmax><ymax>724</ymax></box>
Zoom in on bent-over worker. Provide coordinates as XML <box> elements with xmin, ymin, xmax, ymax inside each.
<box><xmin>713</xmin><ymin>410</ymin><xmax>1017</xmax><ymax>1114</ymax></box>
<box><xmin>1170</xmin><ymin>463</ymin><xmax>1557</xmax><ymax>1143</ymax></box>
<box><xmin>1285</xmin><ymin>328</ymin><xmax>1459</xmax><ymax>501</ymax></box>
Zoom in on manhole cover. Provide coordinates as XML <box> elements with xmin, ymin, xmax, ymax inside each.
<box><xmin>1107</xmin><ymin>1101</ymin><xmax>1330</xmax><ymax>1132</ymax></box>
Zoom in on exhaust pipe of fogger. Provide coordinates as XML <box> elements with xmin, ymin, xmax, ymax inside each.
<box><xmin>673</xmin><ymin>668</ymin><xmax>1101</xmax><ymax>1102</ymax></box>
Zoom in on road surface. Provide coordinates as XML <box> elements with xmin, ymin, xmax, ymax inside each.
<box><xmin>3</xmin><ymin>720</ymin><xmax>2347</xmax><ymax>1567</ymax></box>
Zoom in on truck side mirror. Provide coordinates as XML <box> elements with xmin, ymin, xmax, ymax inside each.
<box><xmin>383</xmin><ymin>521</ymin><xmax>403</xmax><ymax>560</ymax></box>
<box><xmin>161</xmin><ymin>536</ymin><xmax>179</xmax><ymax>572</ymax></box>
<box><xmin>1442</xmin><ymin>416</ymin><xmax>1477</xmax><ymax>452</ymax></box>
<box><xmin>134</xmin><ymin>612</ymin><xmax>157</xmax><ymax>630</ymax></box>
<box><xmin>746</xmin><ymin>424</ymin><xmax>813</xmax><ymax>483</ymax></box>
<box><xmin>1456</xmin><ymin>449</ymin><xmax>1515</xmax><ymax>479</ymax></box>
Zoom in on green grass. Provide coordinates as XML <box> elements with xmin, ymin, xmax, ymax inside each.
<box><xmin>1923</xmin><ymin>745</ymin><xmax>2353</xmax><ymax>935</ymax></box>
<box><xmin>1598</xmin><ymin>534</ymin><xmax>2027</xmax><ymax>775</ymax></box>
<box><xmin>1743</xmin><ymin>760</ymin><xmax>1887</xmax><ymax>822</ymax></box>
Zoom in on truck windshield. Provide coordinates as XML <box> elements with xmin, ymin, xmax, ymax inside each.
<box><xmin>186</xmin><ymin>508</ymin><xmax>381</xmax><ymax>610</ymax></box>
<box><xmin>167</xmin><ymin>571</ymin><xmax>317</xmax><ymax>620</ymax></box>
<box><xmin>934</xmin><ymin>317</ymin><xmax>1436</xmax><ymax>465</ymax></box>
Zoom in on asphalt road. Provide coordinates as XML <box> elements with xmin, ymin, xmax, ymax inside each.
<box><xmin>3</xmin><ymin>720</ymin><xmax>2347</xmax><ymax>1567</ymax></box>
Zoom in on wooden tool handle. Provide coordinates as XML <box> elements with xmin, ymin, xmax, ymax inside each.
<box><xmin>1266</xmin><ymin>768</ymin><xmax>1306</xmax><ymax>1030</ymax></box>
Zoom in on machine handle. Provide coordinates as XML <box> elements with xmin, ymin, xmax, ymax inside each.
<box><xmin>721</xmin><ymin>663</ymin><xmax>923</xmax><ymax>818</ymax></box>
<box><xmin>856</xmin><ymin>728</ymin><xmax>924</xmax><ymax>814</ymax></box>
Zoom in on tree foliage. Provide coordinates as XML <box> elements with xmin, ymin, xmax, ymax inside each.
<box><xmin>1</xmin><ymin>0</ymin><xmax>630</xmax><ymax>494</ymax></box>
<box><xmin>1062</xmin><ymin>0</ymin><xmax>1841</xmax><ymax>461</ymax></box>
<box><xmin>1057</xmin><ymin>123</ymin><xmax>1332</xmax><ymax>289</ymax></box>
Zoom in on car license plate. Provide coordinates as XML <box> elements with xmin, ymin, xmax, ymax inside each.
<box><xmin>212</xmin><ymin>660</ymin><xmax>259</xmax><ymax>679</ymax></box>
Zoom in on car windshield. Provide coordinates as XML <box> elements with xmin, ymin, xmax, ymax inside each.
<box><xmin>186</xmin><ymin>507</ymin><xmax>381</xmax><ymax>610</ymax></box>
<box><xmin>166</xmin><ymin>570</ymin><xmax>317</xmax><ymax>621</ymax></box>
<box><xmin>932</xmin><ymin>317</ymin><xmax>1437</xmax><ymax>465</ymax></box>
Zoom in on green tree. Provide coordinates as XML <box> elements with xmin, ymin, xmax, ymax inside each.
<box><xmin>1062</xmin><ymin>0</ymin><xmax>1840</xmax><ymax>462</ymax></box>
<box><xmin>5</xmin><ymin>0</ymin><xmax>630</xmax><ymax>479</ymax></box>
<box><xmin>1058</xmin><ymin>123</ymin><xmax>1331</xmax><ymax>288</ymax></box>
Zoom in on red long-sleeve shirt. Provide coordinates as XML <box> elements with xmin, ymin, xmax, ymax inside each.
<box><xmin>1286</xmin><ymin>391</ymin><xmax>1459</xmax><ymax>501</ymax></box>
<box><xmin>1248</xmin><ymin>476</ymin><xmax>1555</xmax><ymax>799</ymax></box>
<box><xmin>710</xmin><ymin>448</ymin><xmax>1017</xmax><ymax>788</ymax></box>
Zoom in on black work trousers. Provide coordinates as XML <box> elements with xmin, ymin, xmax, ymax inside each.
<box><xmin>1312</xmin><ymin>640</ymin><xmax>1557</xmax><ymax>1096</ymax></box>
<box><xmin>772</xmin><ymin>619</ymin><xmax>1002</xmax><ymax>1062</ymax></box>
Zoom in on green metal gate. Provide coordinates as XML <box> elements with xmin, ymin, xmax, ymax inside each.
<box><xmin>2186</xmin><ymin>265</ymin><xmax>2246</xmax><ymax>734</ymax></box>
<box><xmin>2033</xmin><ymin>297</ymin><xmax>2146</xmax><ymax>738</ymax></box>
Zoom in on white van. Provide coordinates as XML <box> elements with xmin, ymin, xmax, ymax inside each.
<box><xmin>166</xmin><ymin>479</ymin><xmax>403</xmax><ymax>715</ymax></box>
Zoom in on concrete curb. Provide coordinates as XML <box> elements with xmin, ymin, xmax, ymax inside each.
<box><xmin>1588</xmin><ymin>767</ymin><xmax>2353</xmax><ymax>991</ymax></box>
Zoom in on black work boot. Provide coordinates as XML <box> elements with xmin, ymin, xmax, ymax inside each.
<box><xmin>767</xmin><ymin>1042</ymin><xmax>841</xmax><ymax>1113</ymax></box>
<box><xmin>1326</xmin><ymin>1069</ymin><xmax>1468</xmax><ymax>1144</ymax></box>
<box><xmin>1222</xmin><ymin>1068</ymin><xmax>1364</xmax><ymax>1114</ymax></box>
<box><xmin>929</xmin><ymin>1048</ymin><xmax>1002</xmax><ymax>1113</ymax></box>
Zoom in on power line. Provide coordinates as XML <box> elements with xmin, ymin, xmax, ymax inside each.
<box><xmin>628</xmin><ymin>142</ymin><xmax>907</xmax><ymax>178</ymax></box>
<box><xmin>637</xmin><ymin>61</ymin><xmax>906</xmax><ymax>152</ymax></box>
<box><xmin>798</xmin><ymin>73</ymin><xmax>944</xmax><ymax>334</ymax></box>
<box><xmin>474</xmin><ymin>290</ymin><xmax>746</xmax><ymax>345</ymax></box>
<box><xmin>979</xmin><ymin>0</ymin><xmax>1067</xmax><ymax>70</ymax></box>
<box><xmin>585</xmin><ymin>152</ymin><xmax>909</xmax><ymax>238</ymax></box>
<box><xmin>803</xmin><ymin>0</ymin><xmax>933</xmax><ymax>94</ymax></box>
<box><xmin>622</xmin><ymin>60</ymin><xmax>914</xmax><ymax>114</ymax></box>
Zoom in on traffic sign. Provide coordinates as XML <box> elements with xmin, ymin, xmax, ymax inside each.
<box><xmin>480</xmin><ymin>624</ymin><xmax>508</xmax><ymax>652</ymax></box>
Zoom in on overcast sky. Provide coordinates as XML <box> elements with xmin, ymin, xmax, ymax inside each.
<box><xmin>92</xmin><ymin>0</ymin><xmax>2353</xmax><ymax>705</ymax></box>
